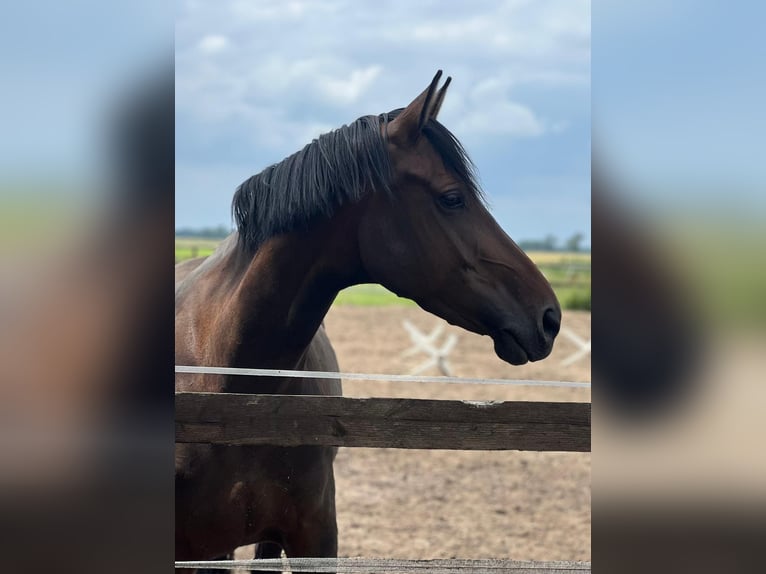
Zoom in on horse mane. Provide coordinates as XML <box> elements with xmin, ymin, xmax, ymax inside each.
<box><xmin>232</xmin><ymin>109</ymin><xmax>483</xmax><ymax>252</ymax></box>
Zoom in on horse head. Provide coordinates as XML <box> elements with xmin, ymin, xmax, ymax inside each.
<box><xmin>358</xmin><ymin>71</ymin><xmax>561</xmax><ymax>364</ymax></box>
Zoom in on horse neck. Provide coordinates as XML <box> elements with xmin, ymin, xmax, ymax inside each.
<box><xmin>226</xmin><ymin>208</ymin><xmax>367</xmax><ymax>373</ymax></box>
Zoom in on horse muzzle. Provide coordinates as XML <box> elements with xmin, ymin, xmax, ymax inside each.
<box><xmin>492</xmin><ymin>305</ymin><xmax>561</xmax><ymax>365</ymax></box>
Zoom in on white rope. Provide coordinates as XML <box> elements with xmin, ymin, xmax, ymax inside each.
<box><xmin>175</xmin><ymin>365</ymin><xmax>590</xmax><ymax>389</ymax></box>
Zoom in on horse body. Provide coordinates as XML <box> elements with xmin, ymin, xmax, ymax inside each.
<box><xmin>175</xmin><ymin>230</ymin><xmax>345</xmax><ymax>561</ymax></box>
<box><xmin>176</xmin><ymin>71</ymin><xmax>562</xmax><ymax>567</ymax></box>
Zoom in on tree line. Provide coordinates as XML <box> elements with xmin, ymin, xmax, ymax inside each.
<box><xmin>175</xmin><ymin>225</ymin><xmax>231</xmax><ymax>239</ymax></box>
<box><xmin>518</xmin><ymin>232</ymin><xmax>589</xmax><ymax>253</ymax></box>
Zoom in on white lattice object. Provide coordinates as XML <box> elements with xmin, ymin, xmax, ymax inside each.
<box><xmin>401</xmin><ymin>320</ymin><xmax>459</xmax><ymax>376</ymax></box>
<box><xmin>560</xmin><ymin>328</ymin><xmax>591</xmax><ymax>367</ymax></box>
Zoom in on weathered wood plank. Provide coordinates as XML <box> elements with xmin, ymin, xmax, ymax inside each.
<box><xmin>175</xmin><ymin>557</ymin><xmax>591</xmax><ymax>572</ymax></box>
<box><xmin>175</xmin><ymin>393</ymin><xmax>591</xmax><ymax>452</ymax></box>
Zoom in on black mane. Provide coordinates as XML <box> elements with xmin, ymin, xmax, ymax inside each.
<box><xmin>232</xmin><ymin>109</ymin><xmax>483</xmax><ymax>251</ymax></box>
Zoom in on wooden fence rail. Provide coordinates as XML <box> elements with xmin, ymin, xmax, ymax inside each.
<box><xmin>175</xmin><ymin>393</ymin><xmax>591</xmax><ymax>452</ymax></box>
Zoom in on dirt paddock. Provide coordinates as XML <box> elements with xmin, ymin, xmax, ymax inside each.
<box><xmin>238</xmin><ymin>306</ymin><xmax>591</xmax><ymax>562</ymax></box>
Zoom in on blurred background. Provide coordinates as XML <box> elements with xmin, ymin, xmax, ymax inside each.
<box><xmin>593</xmin><ymin>2</ymin><xmax>766</xmax><ymax>571</ymax></box>
<box><xmin>0</xmin><ymin>1</ymin><xmax>174</xmax><ymax>572</ymax></box>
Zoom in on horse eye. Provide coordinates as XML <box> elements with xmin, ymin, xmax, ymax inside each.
<box><xmin>438</xmin><ymin>191</ymin><xmax>465</xmax><ymax>210</ymax></box>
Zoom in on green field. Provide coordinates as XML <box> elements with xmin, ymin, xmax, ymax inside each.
<box><xmin>176</xmin><ymin>237</ymin><xmax>590</xmax><ymax>310</ymax></box>
<box><xmin>333</xmin><ymin>283</ymin><xmax>417</xmax><ymax>307</ymax></box>
<box><xmin>523</xmin><ymin>251</ymin><xmax>591</xmax><ymax>264</ymax></box>
<box><xmin>175</xmin><ymin>237</ymin><xmax>222</xmax><ymax>261</ymax></box>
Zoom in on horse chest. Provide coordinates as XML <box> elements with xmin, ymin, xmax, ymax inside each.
<box><xmin>176</xmin><ymin>443</ymin><xmax>336</xmax><ymax>557</ymax></box>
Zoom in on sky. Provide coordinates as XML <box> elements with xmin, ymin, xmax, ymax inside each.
<box><xmin>175</xmin><ymin>0</ymin><xmax>591</xmax><ymax>246</ymax></box>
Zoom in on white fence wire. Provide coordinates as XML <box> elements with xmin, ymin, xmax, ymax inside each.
<box><xmin>175</xmin><ymin>365</ymin><xmax>590</xmax><ymax>389</ymax></box>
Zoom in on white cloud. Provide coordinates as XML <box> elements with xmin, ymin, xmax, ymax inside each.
<box><xmin>318</xmin><ymin>66</ymin><xmax>382</xmax><ymax>105</ymax></box>
<box><xmin>452</xmin><ymin>76</ymin><xmax>546</xmax><ymax>138</ymax></box>
<box><xmin>228</xmin><ymin>0</ymin><xmax>341</xmax><ymax>22</ymax></box>
<box><xmin>198</xmin><ymin>34</ymin><xmax>229</xmax><ymax>54</ymax></box>
<box><xmin>457</xmin><ymin>101</ymin><xmax>545</xmax><ymax>137</ymax></box>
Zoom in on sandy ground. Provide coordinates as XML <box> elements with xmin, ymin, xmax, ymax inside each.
<box><xmin>238</xmin><ymin>306</ymin><xmax>591</xmax><ymax>562</ymax></box>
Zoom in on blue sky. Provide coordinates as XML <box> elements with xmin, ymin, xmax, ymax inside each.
<box><xmin>175</xmin><ymin>0</ymin><xmax>591</xmax><ymax>246</ymax></box>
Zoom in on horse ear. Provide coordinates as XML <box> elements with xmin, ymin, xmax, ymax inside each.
<box><xmin>388</xmin><ymin>70</ymin><xmax>447</xmax><ymax>146</ymax></box>
<box><xmin>428</xmin><ymin>76</ymin><xmax>451</xmax><ymax>120</ymax></box>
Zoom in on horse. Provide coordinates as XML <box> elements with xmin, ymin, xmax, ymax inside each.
<box><xmin>175</xmin><ymin>70</ymin><xmax>561</xmax><ymax>570</ymax></box>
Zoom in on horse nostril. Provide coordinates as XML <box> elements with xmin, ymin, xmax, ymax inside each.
<box><xmin>542</xmin><ymin>306</ymin><xmax>561</xmax><ymax>340</ymax></box>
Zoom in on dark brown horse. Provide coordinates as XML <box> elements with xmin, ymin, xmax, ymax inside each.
<box><xmin>175</xmin><ymin>71</ymin><xmax>561</xmax><ymax>569</ymax></box>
